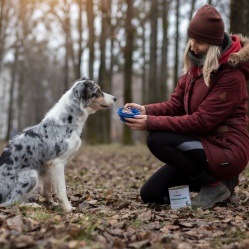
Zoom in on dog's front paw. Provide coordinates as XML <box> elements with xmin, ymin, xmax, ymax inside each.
<box><xmin>63</xmin><ymin>205</ymin><xmax>76</xmax><ymax>212</ymax></box>
<box><xmin>61</xmin><ymin>201</ymin><xmax>75</xmax><ymax>212</ymax></box>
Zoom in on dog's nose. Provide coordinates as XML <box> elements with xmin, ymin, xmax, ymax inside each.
<box><xmin>114</xmin><ymin>97</ymin><xmax>117</xmax><ymax>102</ymax></box>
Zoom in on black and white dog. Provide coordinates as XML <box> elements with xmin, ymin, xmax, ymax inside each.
<box><xmin>0</xmin><ymin>77</ymin><xmax>116</xmax><ymax>211</ymax></box>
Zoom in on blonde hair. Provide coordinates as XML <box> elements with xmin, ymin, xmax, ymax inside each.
<box><xmin>182</xmin><ymin>40</ymin><xmax>221</xmax><ymax>86</ymax></box>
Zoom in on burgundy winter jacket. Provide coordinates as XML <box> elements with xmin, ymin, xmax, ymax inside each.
<box><xmin>144</xmin><ymin>35</ymin><xmax>249</xmax><ymax>179</ymax></box>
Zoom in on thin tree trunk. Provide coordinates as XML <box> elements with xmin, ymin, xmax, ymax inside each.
<box><xmin>173</xmin><ymin>0</ymin><xmax>180</xmax><ymax>87</ymax></box>
<box><xmin>185</xmin><ymin>0</ymin><xmax>197</xmax><ymax>45</ymax></box>
<box><xmin>86</xmin><ymin>0</ymin><xmax>95</xmax><ymax>79</ymax></box>
<box><xmin>148</xmin><ymin>0</ymin><xmax>158</xmax><ymax>103</ymax></box>
<box><xmin>122</xmin><ymin>0</ymin><xmax>134</xmax><ymax>144</ymax></box>
<box><xmin>6</xmin><ymin>43</ymin><xmax>18</xmax><ymax>140</ymax></box>
<box><xmin>230</xmin><ymin>0</ymin><xmax>249</xmax><ymax>129</ymax></box>
<box><xmin>97</xmin><ymin>0</ymin><xmax>112</xmax><ymax>143</ymax></box>
<box><xmin>64</xmin><ymin>36</ymin><xmax>70</xmax><ymax>91</ymax></box>
<box><xmin>74</xmin><ymin>0</ymin><xmax>84</xmax><ymax>79</ymax></box>
<box><xmin>230</xmin><ymin>0</ymin><xmax>248</xmax><ymax>35</ymax></box>
<box><xmin>63</xmin><ymin>3</ymin><xmax>71</xmax><ymax>92</ymax></box>
<box><xmin>85</xmin><ymin>0</ymin><xmax>98</xmax><ymax>144</ymax></box>
<box><xmin>0</xmin><ymin>0</ymin><xmax>5</xmax><ymax>72</ymax></box>
<box><xmin>17</xmin><ymin>64</ymin><xmax>24</xmax><ymax>133</ymax></box>
<box><xmin>159</xmin><ymin>0</ymin><xmax>170</xmax><ymax>102</ymax></box>
<box><xmin>141</xmin><ymin>19</ymin><xmax>148</xmax><ymax>104</ymax></box>
<box><xmin>86</xmin><ymin>0</ymin><xmax>112</xmax><ymax>144</ymax></box>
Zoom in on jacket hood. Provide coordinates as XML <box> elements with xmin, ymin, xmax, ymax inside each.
<box><xmin>227</xmin><ymin>34</ymin><xmax>249</xmax><ymax>67</ymax></box>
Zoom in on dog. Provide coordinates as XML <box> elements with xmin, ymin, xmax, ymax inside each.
<box><xmin>0</xmin><ymin>77</ymin><xmax>116</xmax><ymax>211</ymax></box>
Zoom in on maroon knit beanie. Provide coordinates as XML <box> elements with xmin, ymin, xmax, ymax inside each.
<box><xmin>187</xmin><ymin>4</ymin><xmax>224</xmax><ymax>45</ymax></box>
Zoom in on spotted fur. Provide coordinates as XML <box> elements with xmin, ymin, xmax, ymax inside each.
<box><xmin>0</xmin><ymin>77</ymin><xmax>116</xmax><ymax>211</ymax></box>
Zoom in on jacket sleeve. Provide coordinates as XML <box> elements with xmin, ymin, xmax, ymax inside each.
<box><xmin>144</xmin><ymin>76</ymin><xmax>186</xmax><ymax>116</ymax></box>
<box><xmin>146</xmin><ymin>69</ymin><xmax>247</xmax><ymax>136</ymax></box>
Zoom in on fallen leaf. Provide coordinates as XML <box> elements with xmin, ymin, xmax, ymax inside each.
<box><xmin>5</xmin><ymin>215</ymin><xmax>23</xmax><ymax>232</ymax></box>
<box><xmin>128</xmin><ymin>239</ymin><xmax>150</xmax><ymax>249</ymax></box>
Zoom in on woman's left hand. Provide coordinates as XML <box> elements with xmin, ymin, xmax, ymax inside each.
<box><xmin>124</xmin><ymin>115</ymin><xmax>148</xmax><ymax>130</ymax></box>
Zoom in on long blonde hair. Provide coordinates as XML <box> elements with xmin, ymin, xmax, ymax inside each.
<box><xmin>182</xmin><ymin>40</ymin><xmax>221</xmax><ymax>86</ymax></box>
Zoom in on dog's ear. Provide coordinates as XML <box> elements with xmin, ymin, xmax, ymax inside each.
<box><xmin>81</xmin><ymin>81</ymin><xmax>93</xmax><ymax>100</ymax></box>
<box><xmin>80</xmin><ymin>76</ymin><xmax>93</xmax><ymax>81</ymax></box>
<box><xmin>80</xmin><ymin>76</ymin><xmax>88</xmax><ymax>81</ymax></box>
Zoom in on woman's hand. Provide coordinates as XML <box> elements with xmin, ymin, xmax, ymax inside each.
<box><xmin>124</xmin><ymin>115</ymin><xmax>148</xmax><ymax>130</ymax></box>
<box><xmin>124</xmin><ymin>103</ymin><xmax>146</xmax><ymax>115</ymax></box>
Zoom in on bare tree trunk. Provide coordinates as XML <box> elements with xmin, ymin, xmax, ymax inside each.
<box><xmin>230</xmin><ymin>0</ymin><xmax>248</xmax><ymax>35</ymax></box>
<box><xmin>173</xmin><ymin>0</ymin><xmax>180</xmax><ymax>87</ymax></box>
<box><xmin>6</xmin><ymin>42</ymin><xmax>18</xmax><ymax>140</ymax></box>
<box><xmin>74</xmin><ymin>0</ymin><xmax>84</xmax><ymax>79</ymax></box>
<box><xmin>159</xmin><ymin>0</ymin><xmax>170</xmax><ymax>102</ymax></box>
<box><xmin>122</xmin><ymin>0</ymin><xmax>134</xmax><ymax>144</ymax></box>
<box><xmin>230</xmin><ymin>0</ymin><xmax>249</xmax><ymax>129</ymax></box>
<box><xmin>0</xmin><ymin>0</ymin><xmax>11</xmax><ymax>73</ymax></box>
<box><xmin>141</xmin><ymin>19</ymin><xmax>148</xmax><ymax>104</ymax></box>
<box><xmin>185</xmin><ymin>0</ymin><xmax>197</xmax><ymax>45</ymax></box>
<box><xmin>0</xmin><ymin>0</ymin><xmax>5</xmax><ymax>71</ymax></box>
<box><xmin>17</xmin><ymin>63</ymin><xmax>24</xmax><ymax>133</ymax></box>
<box><xmin>86</xmin><ymin>0</ymin><xmax>95</xmax><ymax>79</ymax></box>
<box><xmin>148</xmin><ymin>0</ymin><xmax>158</xmax><ymax>103</ymax></box>
<box><xmin>98</xmin><ymin>1</ymin><xmax>107</xmax><ymax>86</ymax></box>
<box><xmin>98</xmin><ymin>0</ymin><xmax>113</xmax><ymax>81</ymax></box>
<box><xmin>47</xmin><ymin>0</ymin><xmax>74</xmax><ymax>91</ymax></box>
<box><xmin>97</xmin><ymin>0</ymin><xmax>112</xmax><ymax>143</ymax></box>
<box><xmin>63</xmin><ymin>6</ymin><xmax>71</xmax><ymax>92</ymax></box>
<box><xmin>85</xmin><ymin>0</ymin><xmax>98</xmax><ymax>144</ymax></box>
<box><xmin>109</xmin><ymin>6</ymin><xmax>115</xmax><ymax>91</ymax></box>
<box><xmin>86</xmin><ymin>0</ymin><xmax>112</xmax><ymax>144</ymax></box>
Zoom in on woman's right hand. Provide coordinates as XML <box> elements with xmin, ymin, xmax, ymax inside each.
<box><xmin>124</xmin><ymin>103</ymin><xmax>146</xmax><ymax>115</ymax></box>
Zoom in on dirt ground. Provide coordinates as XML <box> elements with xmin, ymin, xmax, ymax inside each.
<box><xmin>0</xmin><ymin>144</ymin><xmax>249</xmax><ymax>249</ymax></box>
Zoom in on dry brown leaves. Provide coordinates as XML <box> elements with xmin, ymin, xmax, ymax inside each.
<box><xmin>0</xmin><ymin>144</ymin><xmax>249</xmax><ymax>249</ymax></box>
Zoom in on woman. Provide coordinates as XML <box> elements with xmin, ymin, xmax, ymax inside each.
<box><xmin>124</xmin><ymin>4</ymin><xmax>249</xmax><ymax>209</ymax></box>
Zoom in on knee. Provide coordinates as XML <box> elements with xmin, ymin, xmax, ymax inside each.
<box><xmin>140</xmin><ymin>184</ymin><xmax>150</xmax><ymax>204</ymax></box>
<box><xmin>140</xmin><ymin>181</ymin><xmax>157</xmax><ymax>204</ymax></box>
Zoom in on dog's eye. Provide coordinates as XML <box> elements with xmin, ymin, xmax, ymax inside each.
<box><xmin>94</xmin><ymin>89</ymin><xmax>101</xmax><ymax>95</ymax></box>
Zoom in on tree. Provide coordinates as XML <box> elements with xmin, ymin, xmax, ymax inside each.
<box><xmin>173</xmin><ymin>0</ymin><xmax>180</xmax><ymax>87</ymax></box>
<box><xmin>84</xmin><ymin>0</ymin><xmax>98</xmax><ymax>144</ymax></box>
<box><xmin>47</xmin><ymin>0</ymin><xmax>75</xmax><ymax>92</ymax></box>
<box><xmin>73</xmin><ymin>0</ymin><xmax>86</xmax><ymax>80</ymax></box>
<box><xmin>230</xmin><ymin>0</ymin><xmax>249</xmax><ymax>127</ymax></box>
<box><xmin>159</xmin><ymin>0</ymin><xmax>170</xmax><ymax>102</ymax></box>
<box><xmin>230</xmin><ymin>0</ymin><xmax>249</xmax><ymax>36</ymax></box>
<box><xmin>122</xmin><ymin>0</ymin><xmax>134</xmax><ymax>144</ymax></box>
<box><xmin>86</xmin><ymin>0</ymin><xmax>95</xmax><ymax>79</ymax></box>
<box><xmin>185</xmin><ymin>0</ymin><xmax>197</xmax><ymax>45</ymax></box>
<box><xmin>148</xmin><ymin>0</ymin><xmax>158</xmax><ymax>104</ymax></box>
<box><xmin>86</xmin><ymin>0</ymin><xmax>113</xmax><ymax>144</ymax></box>
<box><xmin>0</xmin><ymin>0</ymin><xmax>13</xmax><ymax>72</ymax></box>
<box><xmin>98</xmin><ymin>0</ymin><xmax>112</xmax><ymax>143</ymax></box>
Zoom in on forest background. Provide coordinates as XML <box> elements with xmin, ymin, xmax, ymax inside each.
<box><xmin>0</xmin><ymin>0</ymin><xmax>249</xmax><ymax>145</ymax></box>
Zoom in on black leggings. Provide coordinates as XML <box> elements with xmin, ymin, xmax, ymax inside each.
<box><xmin>140</xmin><ymin>131</ymin><xmax>209</xmax><ymax>204</ymax></box>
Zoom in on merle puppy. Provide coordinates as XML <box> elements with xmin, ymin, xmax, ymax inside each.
<box><xmin>0</xmin><ymin>77</ymin><xmax>116</xmax><ymax>211</ymax></box>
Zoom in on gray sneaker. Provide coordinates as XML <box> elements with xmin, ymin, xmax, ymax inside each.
<box><xmin>223</xmin><ymin>176</ymin><xmax>239</xmax><ymax>196</ymax></box>
<box><xmin>191</xmin><ymin>183</ymin><xmax>231</xmax><ymax>209</ymax></box>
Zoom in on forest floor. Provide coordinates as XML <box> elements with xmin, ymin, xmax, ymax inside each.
<box><xmin>0</xmin><ymin>144</ymin><xmax>249</xmax><ymax>249</ymax></box>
